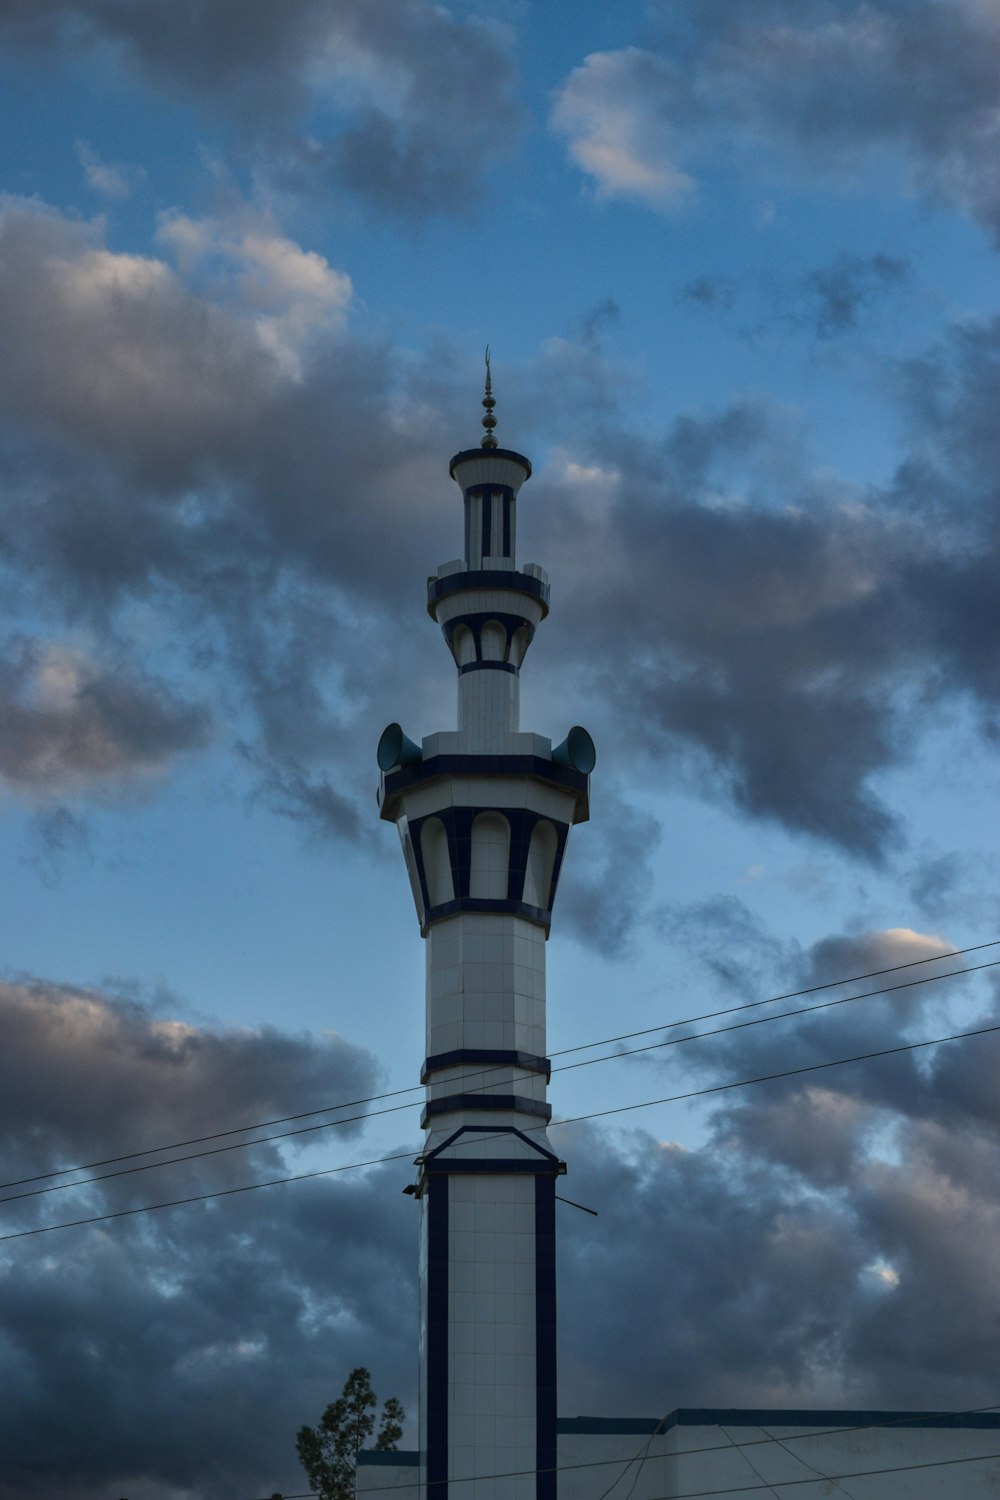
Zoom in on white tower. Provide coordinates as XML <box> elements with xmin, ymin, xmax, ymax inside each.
<box><xmin>377</xmin><ymin>361</ymin><xmax>594</xmax><ymax>1500</ymax></box>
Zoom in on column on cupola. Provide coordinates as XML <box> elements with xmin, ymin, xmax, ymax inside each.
<box><xmin>377</xmin><ymin>357</ymin><xmax>594</xmax><ymax>1500</ymax></box>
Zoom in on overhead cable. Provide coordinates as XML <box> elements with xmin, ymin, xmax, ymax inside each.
<box><xmin>2</xmin><ymin>1014</ymin><xmax>999</xmax><ymax>1243</ymax></box>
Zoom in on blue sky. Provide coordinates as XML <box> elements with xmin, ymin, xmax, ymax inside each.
<box><xmin>1</xmin><ymin>2</ymin><xmax>1000</xmax><ymax>1496</ymax></box>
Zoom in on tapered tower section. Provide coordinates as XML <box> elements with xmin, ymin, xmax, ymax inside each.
<box><xmin>378</xmin><ymin>372</ymin><xmax>593</xmax><ymax>1500</ymax></box>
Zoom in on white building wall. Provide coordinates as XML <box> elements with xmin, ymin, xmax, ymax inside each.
<box><xmin>358</xmin><ymin>1417</ymin><xmax>1000</xmax><ymax>1500</ymax></box>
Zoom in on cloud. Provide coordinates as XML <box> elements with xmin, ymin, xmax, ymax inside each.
<box><xmin>1</xmin><ymin>931</ymin><xmax>999</xmax><ymax>1495</ymax></box>
<box><xmin>804</xmin><ymin>252</ymin><xmax>909</xmax><ymax>338</ymax></box>
<box><xmin>681</xmin><ymin>254</ymin><xmax>911</xmax><ymax>340</ymax></box>
<box><xmin>0</xmin><ymin>636</ymin><xmax>211</xmax><ymax>794</ymax></box>
<box><xmin>21</xmin><ymin>804</ymin><xmax>93</xmax><ymax>887</ymax></box>
<box><xmin>555</xmin><ymin>789</ymin><xmax>663</xmax><ymax>956</ymax></box>
<box><xmin>692</xmin><ymin>0</ymin><xmax>1000</xmax><ymax>242</ymax></box>
<box><xmin>557</xmin><ymin>919</ymin><xmax>1000</xmax><ymax>1417</ymax></box>
<box><xmin>239</xmin><ymin>741</ymin><xmax>364</xmax><ymax>843</ymax></box>
<box><xmin>157</xmin><ymin>211</ymin><xmax>352</xmax><ymax>379</ymax></box>
<box><xmin>555</xmin><ymin>2</ymin><xmax>1000</xmax><ymax>241</ymax></box>
<box><xmin>74</xmin><ymin>139</ymin><xmax>142</xmax><ymax>199</ymax></box>
<box><xmin>0</xmin><ymin>0</ymin><xmax>523</xmax><ymax>215</ymax></box>
<box><xmin>550</xmin><ymin>48</ymin><xmax>696</xmax><ymax>211</ymax></box>
<box><xmin>0</xmin><ymin>976</ymin><xmax>380</xmax><ymax>1188</ymax></box>
<box><xmin>3</xmin><ymin>194</ymin><xmax>1000</xmax><ymax>869</ymax></box>
<box><xmin>681</xmin><ymin>274</ymin><xmax>738</xmax><ymax>310</ymax></box>
<box><xmin>0</xmin><ymin>975</ymin><xmax>418</xmax><ymax>1500</ymax></box>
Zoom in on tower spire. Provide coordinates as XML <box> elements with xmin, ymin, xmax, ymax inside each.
<box><xmin>481</xmin><ymin>344</ymin><xmax>498</xmax><ymax>448</ymax></box>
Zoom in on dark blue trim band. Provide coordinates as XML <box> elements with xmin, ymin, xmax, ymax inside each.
<box><xmin>536</xmin><ymin>1174</ymin><xmax>557</xmax><ymax>1500</ymax></box>
<box><xmin>427</xmin><ymin>570</ymin><xmax>550</xmax><ymax>616</ymax></box>
<box><xmin>422</xmin><ymin>1157</ymin><xmax>565</xmax><ymax>1176</ymax></box>
<box><xmin>357</xmin><ymin>1452</ymin><xmax>421</xmax><ymax>1467</ymax></box>
<box><xmin>458</xmin><ymin>660</ymin><xmax>518</xmax><ymax>675</ymax></box>
<box><xmin>386</xmin><ymin>752</ymin><xmax>585</xmax><ymax>794</ymax></box>
<box><xmin>425</xmin><ymin>1175</ymin><xmax>449</xmax><ymax>1497</ymax></box>
<box><xmin>423</xmin><ymin>896</ymin><xmax>551</xmax><ymax>935</ymax></box>
<box><xmin>423</xmin><ymin>1123</ymin><xmax>563</xmax><ymax>1166</ymax></box>
<box><xmin>554</xmin><ymin>1410</ymin><xmax>1000</xmax><ymax>1437</ymax></box>
<box><xmin>556</xmin><ymin>1418</ymin><xmax>667</xmax><ymax>1435</ymax></box>
<box><xmin>665</xmin><ymin>1408</ymin><xmax>1000</xmax><ymax>1431</ymax></box>
<box><xmin>421</xmin><ymin>1093</ymin><xmax>552</xmax><ymax>1128</ymax></box>
<box><xmin>450</xmin><ymin>447</ymin><xmax>532</xmax><ymax>479</ymax></box>
<box><xmin>422</xmin><ymin>1049</ymin><xmax>551</xmax><ymax>1084</ymax></box>
<box><xmin>481</xmin><ymin>488</ymin><xmax>491</xmax><ymax>558</ymax></box>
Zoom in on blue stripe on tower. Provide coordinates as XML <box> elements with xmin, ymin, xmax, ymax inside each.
<box><xmin>426</xmin><ymin>1174</ymin><xmax>450</xmax><ymax>1499</ymax></box>
<box><xmin>502</xmin><ymin>493</ymin><xmax>511</xmax><ymax>555</ymax></box>
<box><xmin>535</xmin><ymin>1174</ymin><xmax>557</xmax><ymax>1500</ymax></box>
<box><xmin>481</xmin><ymin>491</ymin><xmax>492</xmax><ymax>557</ymax></box>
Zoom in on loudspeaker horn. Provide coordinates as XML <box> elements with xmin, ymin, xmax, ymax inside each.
<box><xmin>551</xmin><ymin>725</ymin><xmax>596</xmax><ymax>774</ymax></box>
<box><xmin>377</xmin><ymin>722</ymin><xmax>423</xmax><ymax>772</ymax></box>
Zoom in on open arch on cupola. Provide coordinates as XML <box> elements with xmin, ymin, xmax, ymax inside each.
<box><xmin>522</xmin><ymin>819</ymin><xmax>558</xmax><ymax>910</ymax></box>
<box><xmin>421</xmin><ymin>817</ymin><xmax>455</xmax><ymax>906</ymax></box>
<box><xmin>480</xmin><ymin>620</ymin><xmax>507</xmax><ymax>662</ymax></box>
<box><xmin>451</xmin><ymin>623</ymin><xmax>476</xmax><ymax>667</ymax></box>
<box><xmin>469</xmin><ymin>812</ymin><xmax>510</xmax><ymax>899</ymax></box>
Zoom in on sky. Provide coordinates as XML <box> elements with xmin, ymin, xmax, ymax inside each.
<box><xmin>1</xmin><ymin>1</ymin><xmax>1000</xmax><ymax>1495</ymax></box>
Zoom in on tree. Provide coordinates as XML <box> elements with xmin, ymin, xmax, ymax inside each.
<box><xmin>296</xmin><ymin>1368</ymin><xmax>405</xmax><ymax>1500</ymax></box>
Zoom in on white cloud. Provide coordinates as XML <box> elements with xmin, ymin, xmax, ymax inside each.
<box><xmin>157</xmin><ymin>213</ymin><xmax>352</xmax><ymax>379</ymax></box>
<box><xmin>550</xmin><ymin>48</ymin><xmax>695</xmax><ymax>211</ymax></box>
<box><xmin>74</xmin><ymin>140</ymin><xmax>142</xmax><ymax>200</ymax></box>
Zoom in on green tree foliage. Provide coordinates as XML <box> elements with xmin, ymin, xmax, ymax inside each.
<box><xmin>296</xmin><ymin>1368</ymin><xmax>405</xmax><ymax>1500</ymax></box>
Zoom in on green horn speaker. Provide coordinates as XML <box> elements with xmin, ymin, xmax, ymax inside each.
<box><xmin>377</xmin><ymin>722</ymin><xmax>423</xmax><ymax>771</ymax></box>
<box><xmin>551</xmin><ymin>725</ymin><xmax>596</xmax><ymax>774</ymax></box>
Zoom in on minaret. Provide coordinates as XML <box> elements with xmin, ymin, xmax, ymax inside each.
<box><xmin>377</xmin><ymin>356</ymin><xmax>594</xmax><ymax>1500</ymax></box>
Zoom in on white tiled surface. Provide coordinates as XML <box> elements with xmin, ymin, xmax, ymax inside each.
<box><xmin>426</xmin><ymin>915</ymin><xmax>547</xmax><ymax>1061</ymax></box>
<box><xmin>433</xmin><ymin>592</ymin><xmax>546</xmax><ymax>630</ymax></box>
<box><xmin>458</xmin><ymin>670</ymin><xmax>519</xmax><ymax>749</ymax></box>
<box><xmin>447</xmin><ymin>1174</ymin><xmax>538</xmax><ymax>1500</ymax></box>
<box><xmin>449</xmin><ymin>453</ymin><xmax>530</xmax><ymax>494</ymax></box>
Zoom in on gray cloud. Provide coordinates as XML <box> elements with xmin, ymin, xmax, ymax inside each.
<box><xmin>556</xmin><ymin>1</ymin><xmax>1000</xmax><ymax>241</ymax></box>
<box><xmin>556</xmin><ymin>921</ymin><xmax>1000</xmax><ymax>1417</ymax></box>
<box><xmin>0</xmin><ymin>974</ymin><xmax>415</xmax><ymax>1500</ymax></box>
<box><xmin>239</xmin><ymin>740</ymin><xmax>365</xmax><ymax>843</ymax></box>
<box><xmin>2</xmin><ymin>935</ymin><xmax>999</xmax><ymax>1495</ymax></box>
<box><xmin>680</xmin><ymin>273</ymin><xmax>737</xmax><ymax>310</ymax></box>
<box><xmin>0</xmin><ymin>977</ymin><xmax>380</xmax><ymax>1190</ymax></box>
<box><xmin>0</xmin><ymin>634</ymin><xmax>211</xmax><ymax>793</ymax></box>
<box><xmin>21</xmin><ymin>804</ymin><xmax>93</xmax><ymax>887</ymax></box>
<box><xmin>555</xmin><ymin>789</ymin><xmax>663</xmax><ymax>956</ymax></box>
<box><xmin>3</xmin><ymin>195</ymin><xmax>1000</xmax><ymax>871</ymax></box>
<box><xmin>0</xmin><ymin>0</ymin><xmax>522</xmax><ymax>215</ymax></box>
<box><xmin>682</xmin><ymin>253</ymin><xmax>910</xmax><ymax>340</ymax></box>
<box><xmin>804</xmin><ymin>252</ymin><xmax>909</xmax><ymax>338</ymax></box>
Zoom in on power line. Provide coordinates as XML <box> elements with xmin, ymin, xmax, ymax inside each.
<box><xmin>3</xmin><ymin>1014</ymin><xmax>999</xmax><ymax>1243</ymax></box>
<box><xmin>2</xmin><ymin>947</ymin><xmax>995</xmax><ymax>1209</ymax></box>
<box><xmin>1</xmin><ymin>954</ymin><xmax>995</xmax><ymax>1212</ymax></box>
<box><xmin>4</xmin><ymin>936</ymin><xmax>989</xmax><ymax>1196</ymax></box>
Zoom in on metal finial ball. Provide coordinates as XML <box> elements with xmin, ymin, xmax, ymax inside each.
<box><xmin>481</xmin><ymin>346</ymin><xmax>498</xmax><ymax>446</ymax></box>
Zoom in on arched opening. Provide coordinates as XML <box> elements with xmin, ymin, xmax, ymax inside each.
<box><xmin>480</xmin><ymin>620</ymin><xmax>507</xmax><ymax>662</ymax></box>
<box><xmin>508</xmin><ymin>625</ymin><xmax>531</xmax><ymax>668</ymax></box>
<box><xmin>452</xmin><ymin>624</ymin><xmax>476</xmax><ymax>667</ymax></box>
<box><xmin>421</xmin><ymin>817</ymin><xmax>454</xmax><ymax>906</ymax></box>
<box><xmin>469</xmin><ymin>812</ymin><xmax>510</xmax><ymax>900</ymax></box>
<box><xmin>400</xmin><ymin>825</ymin><xmax>424</xmax><ymax>921</ymax></box>
<box><xmin>522</xmin><ymin>820</ymin><xmax>558</xmax><ymax>910</ymax></box>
